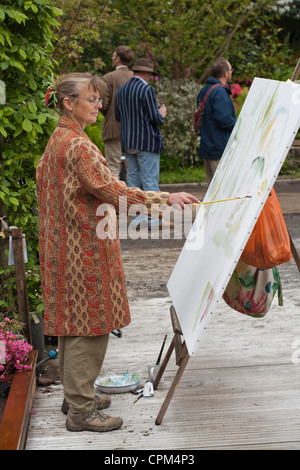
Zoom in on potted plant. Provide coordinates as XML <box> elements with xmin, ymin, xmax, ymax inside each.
<box><xmin>0</xmin><ymin>315</ymin><xmax>33</xmax><ymax>380</ymax></box>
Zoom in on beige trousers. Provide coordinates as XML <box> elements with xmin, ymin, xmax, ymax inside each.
<box><xmin>58</xmin><ymin>335</ymin><xmax>109</xmax><ymax>413</ymax></box>
<box><xmin>203</xmin><ymin>158</ymin><xmax>220</xmax><ymax>184</ymax></box>
<box><xmin>104</xmin><ymin>138</ymin><xmax>122</xmax><ymax>178</ymax></box>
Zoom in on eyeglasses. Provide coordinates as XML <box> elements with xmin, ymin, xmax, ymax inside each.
<box><xmin>78</xmin><ymin>98</ymin><xmax>103</xmax><ymax>105</ymax></box>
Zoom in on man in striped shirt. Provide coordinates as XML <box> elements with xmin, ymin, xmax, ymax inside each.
<box><xmin>115</xmin><ymin>58</ymin><xmax>167</xmax><ymax>227</ymax></box>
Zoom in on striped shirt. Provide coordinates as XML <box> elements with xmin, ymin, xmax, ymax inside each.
<box><xmin>115</xmin><ymin>76</ymin><xmax>164</xmax><ymax>154</ymax></box>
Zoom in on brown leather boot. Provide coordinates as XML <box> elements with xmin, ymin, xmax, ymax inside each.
<box><xmin>61</xmin><ymin>395</ymin><xmax>111</xmax><ymax>414</ymax></box>
<box><xmin>66</xmin><ymin>406</ymin><xmax>123</xmax><ymax>432</ymax></box>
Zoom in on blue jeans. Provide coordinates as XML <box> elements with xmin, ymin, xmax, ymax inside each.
<box><xmin>125</xmin><ymin>150</ymin><xmax>160</xmax><ymax>191</ymax></box>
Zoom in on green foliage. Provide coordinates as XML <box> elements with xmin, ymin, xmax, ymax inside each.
<box><xmin>234</xmin><ymin>87</ymin><xmax>250</xmax><ymax>116</ymax></box>
<box><xmin>154</xmin><ymin>78</ymin><xmax>201</xmax><ymax>166</ymax></box>
<box><xmin>107</xmin><ymin>0</ymin><xmax>296</xmax><ymax>82</ymax></box>
<box><xmin>85</xmin><ymin>114</ymin><xmax>105</xmax><ymax>155</ymax></box>
<box><xmin>159</xmin><ymin>163</ymin><xmax>206</xmax><ymax>184</ymax></box>
<box><xmin>50</xmin><ymin>0</ymin><xmax>115</xmax><ymax>74</ymax></box>
<box><xmin>275</xmin><ymin>0</ymin><xmax>300</xmax><ymax>56</ymax></box>
<box><xmin>230</xmin><ymin>10</ymin><xmax>296</xmax><ymax>82</ymax></box>
<box><xmin>0</xmin><ymin>0</ymin><xmax>60</xmax><ymax>315</ymax></box>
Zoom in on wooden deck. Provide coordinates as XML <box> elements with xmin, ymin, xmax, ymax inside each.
<box><xmin>25</xmin><ymin>180</ymin><xmax>300</xmax><ymax>450</ymax></box>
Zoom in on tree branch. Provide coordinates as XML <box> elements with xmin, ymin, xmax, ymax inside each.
<box><xmin>52</xmin><ymin>0</ymin><xmax>86</xmax><ymax>59</ymax></box>
<box><xmin>57</xmin><ymin>0</ymin><xmax>110</xmax><ymax>75</ymax></box>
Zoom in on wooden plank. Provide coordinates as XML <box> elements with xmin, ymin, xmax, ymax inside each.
<box><xmin>25</xmin><ymin>362</ymin><xmax>300</xmax><ymax>450</ymax></box>
<box><xmin>0</xmin><ymin>350</ymin><xmax>37</xmax><ymax>450</ymax></box>
<box><xmin>25</xmin><ymin>291</ymin><xmax>300</xmax><ymax>449</ymax></box>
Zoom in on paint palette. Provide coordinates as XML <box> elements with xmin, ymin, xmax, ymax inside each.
<box><xmin>94</xmin><ymin>372</ymin><xmax>142</xmax><ymax>394</ymax></box>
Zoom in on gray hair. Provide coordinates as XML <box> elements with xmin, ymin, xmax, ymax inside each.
<box><xmin>56</xmin><ymin>72</ymin><xmax>105</xmax><ymax>114</ymax></box>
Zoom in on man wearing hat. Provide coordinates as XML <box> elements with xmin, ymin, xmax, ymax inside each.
<box><xmin>115</xmin><ymin>58</ymin><xmax>167</xmax><ymax>228</ymax></box>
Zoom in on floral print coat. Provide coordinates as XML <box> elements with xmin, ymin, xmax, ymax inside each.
<box><xmin>36</xmin><ymin>117</ymin><xmax>169</xmax><ymax>336</ymax></box>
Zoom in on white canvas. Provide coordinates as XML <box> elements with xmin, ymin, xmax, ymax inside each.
<box><xmin>168</xmin><ymin>77</ymin><xmax>300</xmax><ymax>356</ymax></box>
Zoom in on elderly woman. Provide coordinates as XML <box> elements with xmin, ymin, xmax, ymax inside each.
<box><xmin>36</xmin><ymin>72</ymin><xmax>199</xmax><ymax>433</ymax></box>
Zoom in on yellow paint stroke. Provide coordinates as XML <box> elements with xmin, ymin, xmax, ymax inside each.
<box><xmin>261</xmin><ymin>117</ymin><xmax>276</xmax><ymax>146</ymax></box>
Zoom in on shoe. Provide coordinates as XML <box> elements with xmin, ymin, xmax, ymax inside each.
<box><xmin>66</xmin><ymin>406</ymin><xmax>123</xmax><ymax>432</ymax></box>
<box><xmin>61</xmin><ymin>395</ymin><xmax>111</xmax><ymax>414</ymax></box>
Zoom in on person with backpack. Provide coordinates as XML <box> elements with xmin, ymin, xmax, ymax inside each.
<box><xmin>197</xmin><ymin>58</ymin><xmax>236</xmax><ymax>184</ymax></box>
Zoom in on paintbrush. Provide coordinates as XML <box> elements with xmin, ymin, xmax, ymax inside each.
<box><xmin>192</xmin><ymin>195</ymin><xmax>252</xmax><ymax>206</ymax></box>
<box><xmin>133</xmin><ymin>392</ymin><xmax>144</xmax><ymax>403</ymax></box>
<box><xmin>156</xmin><ymin>334</ymin><xmax>167</xmax><ymax>366</ymax></box>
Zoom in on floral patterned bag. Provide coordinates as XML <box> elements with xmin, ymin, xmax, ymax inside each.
<box><xmin>223</xmin><ymin>260</ymin><xmax>282</xmax><ymax>317</ymax></box>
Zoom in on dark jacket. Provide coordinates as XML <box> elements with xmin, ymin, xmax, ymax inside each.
<box><xmin>115</xmin><ymin>76</ymin><xmax>164</xmax><ymax>154</ymax></box>
<box><xmin>197</xmin><ymin>77</ymin><xmax>236</xmax><ymax>160</ymax></box>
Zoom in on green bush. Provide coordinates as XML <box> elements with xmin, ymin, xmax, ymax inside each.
<box><xmin>154</xmin><ymin>78</ymin><xmax>201</xmax><ymax>169</ymax></box>
<box><xmin>0</xmin><ymin>1</ymin><xmax>60</xmax><ymax>316</ymax></box>
<box><xmin>85</xmin><ymin>114</ymin><xmax>105</xmax><ymax>155</ymax></box>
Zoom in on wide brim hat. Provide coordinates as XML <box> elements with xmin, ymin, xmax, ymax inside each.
<box><xmin>132</xmin><ymin>58</ymin><xmax>155</xmax><ymax>74</ymax></box>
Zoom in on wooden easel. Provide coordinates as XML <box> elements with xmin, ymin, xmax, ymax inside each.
<box><xmin>291</xmin><ymin>58</ymin><xmax>300</xmax><ymax>81</ymax></box>
<box><xmin>154</xmin><ymin>59</ymin><xmax>300</xmax><ymax>426</ymax></box>
<box><xmin>154</xmin><ymin>234</ymin><xmax>300</xmax><ymax>425</ymax></box>
<box><xmin>154</xmin><ymin>305</ymin><xmax>190</xmax><ymax>425</ymax></box>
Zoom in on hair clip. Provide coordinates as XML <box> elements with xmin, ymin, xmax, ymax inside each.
<box><xmin>45</xmin><ymin>74</ymin><xmax>59</xmax><ymax>109</ymax></box>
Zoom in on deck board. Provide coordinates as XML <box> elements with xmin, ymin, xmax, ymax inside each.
<box><xmin>26</xmin><ymin>277</ymin><xmax>300</xmax><ymax>449</ymax></box>
<box><xmin>25</xmin><ymin>183</ymin><xmax>300</xmax><ymax>450</ymax></box>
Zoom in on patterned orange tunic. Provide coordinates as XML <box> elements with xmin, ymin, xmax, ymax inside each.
<box><xmin>36</xmin><ymin>117</ymin><xmax>169</xmax><ymax>336</ymax></box>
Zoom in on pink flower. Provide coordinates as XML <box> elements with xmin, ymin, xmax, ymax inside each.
<box><xmin>231</xmin><ymin>83</ymin><xmax>243</xmax><ymax>98</ymax></box>
<box><xmin>0</xmin><ymin>317</ymin><xmax>33</xmax><ymax>377</ymax></box>
<box><xmin>237</xmin><ymin>286</ymin><xmax>268</xmax><ymax>316</ymax></box>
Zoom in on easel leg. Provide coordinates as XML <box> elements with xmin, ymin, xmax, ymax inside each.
<box><xmin>154</xmin><ymin>305</ymin><xmax>191</xmax><ymax>425</ymax></box>
<box><xmin>289</xmin><ymin>232</ymin><xmax>300</xmax><ymax>273</ymax></box>
<box><xmin>155</xmin><ymin>342</ymin><xmax>189</xmax><ymax>425</ymax></box>
<box><xmin>153</xmin><ymin>337</ymin><xmax>175</xmax><ymax>390</ymax></box>
<box><xmin>287</xmin><ymin>60</ymin><xmax>300</xmax><ymax>274</ymax></box>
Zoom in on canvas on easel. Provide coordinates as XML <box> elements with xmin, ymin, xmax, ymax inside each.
<box><xmin>167</xmin><ymin>77</ymin><xmax>300</xmax><ymax>358</ymax></box>
<box><xmin>154</xmin><ymin>75</ymin><xmax>300</xmax><ymax>426</ymax></box>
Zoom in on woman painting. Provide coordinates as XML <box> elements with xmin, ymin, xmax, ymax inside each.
<box><xmin>36</xmin><ymin>72</ymin><xmax>199</xmax><ymax>433</ymax></box>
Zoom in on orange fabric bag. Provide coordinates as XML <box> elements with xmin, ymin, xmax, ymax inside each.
<box><xmin>240</xmin><ymin>188</ymin><xmax>291</xmax><ymax>269</ymax></box>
